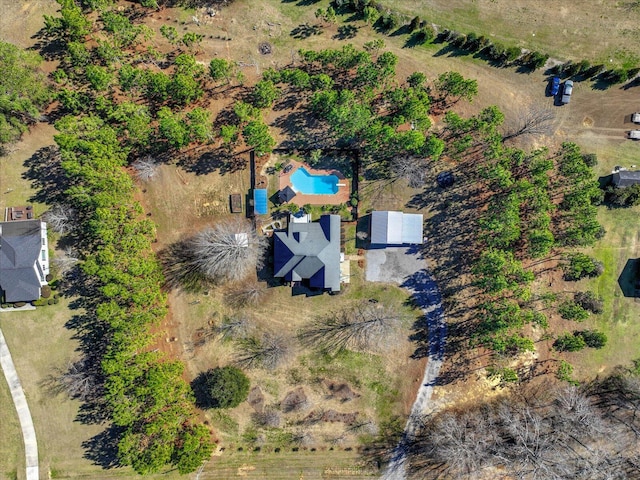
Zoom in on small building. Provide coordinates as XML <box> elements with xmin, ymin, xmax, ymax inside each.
<box><xmin>273</xmin><ymin>214</ymin><xmax>341</xmax><ymax>292</ymax></box>
<box><xmin>0</xmin><ymin>220</ymin><xmax>49</xmax><ymax>303</ymax></box>
<box><xmin>612</xmin><ymin>170</ymin><xmax>640</xmax><ymax>188</ymax></box>
<box><xmin>229</xmin><ymin>194</ymin><xmax>242</xmax><ymax>213</ymax></box>
<box><xmin>370</xmin><ymin>211</ymin><xmax>424</xmax><ymax>246</ymax></box>
<box><xmin>278</xmin><ymin>185</ymin><xmax>297</xmax><ymax>204</ymax></box>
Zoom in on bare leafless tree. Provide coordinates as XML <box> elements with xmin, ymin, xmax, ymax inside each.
<box><xmin>132</xmin><ymin>156</ymin><xmax>159</xmax><ymax>181</ymax></box>
<box><xmin>292</xmin><ymin>430</ymin><xmax>315</xmax><ymax>447</ymax></box>
<box><xmin>253</xmin><ymin>405</ymin><xmax>282</xmax><ymax>428</ymax></box>
<box><xmin>160</xmin><ymin>218</ymin><xmax>268</xmax><ymax>289</ymax></box>
<box><xmin>224</xmin><ymin>280</ymin><xmax>269</xmax><ymax>308</ymax></box>
<box><xmin>217</xmin><ymin>315</ymin><xmax>253</xmax><ymax>342</ymax></box>
<box><xmin>53</xmin><ymin>247</ymin><xmax>79</xmax><ymax>276</ymax></box>
<box><xmin>53</xmin><ymin>358</ymin><xmax>103</xmax><ymax>402</ymax></box>
<box><xmin>42</xmin><ymin>204</ymin><xmax>76</xmax><ymax>234</ymax></box>
<box><xmin>502</xmin><ymin>105</ymin><xmax>555</xmax><ymax>142</ymax></box>
<box><xmin>390</xmin><ymin>156</ymin><xmax>429</xmax><ymax>188</ymax></box>
<box><xmin>189</xmin><ymin>218</ymin><xmax>268</xmax><ymax>284</ymax></box>
<box><xmin>299</xmin><ymin>304</ymin><xmax>403</xmax><ymax>354</ymax></box>
<box><xmin>235</xmin><ymin>332</ymin><xmax>293</xmax><ymax>370</ymax></box>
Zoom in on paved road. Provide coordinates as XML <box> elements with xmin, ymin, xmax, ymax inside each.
<box><xmin>365</xmin><ymin>248</ymin><xmax>446</xmax><ymax>480</ymax></box>
<box><xmin>0</xmin><ymin>327</ymin><xmax>39</xmax><ymax>480</ymax></box>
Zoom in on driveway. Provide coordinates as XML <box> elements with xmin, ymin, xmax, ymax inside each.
<box><xmin>366</xmin><ymin>247</ymin><xmax>446</xmax><ymax>480</ymax></box>
<box><xmin>0</xmin><ymin>327</ymin><xmax>39</xmax><ymax>480</ymax></box>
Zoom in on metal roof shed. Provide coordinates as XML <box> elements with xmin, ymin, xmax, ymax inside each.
<box><xmin>370</xmin><ymin>211</ymin><xmax>423</xmax><ymax>245</ymax></box>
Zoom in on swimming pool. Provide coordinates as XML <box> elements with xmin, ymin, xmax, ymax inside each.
<box><xmin>290</xmin><ymin>167</ymin><xmax>339</xmax><ymax>195</ymax></box>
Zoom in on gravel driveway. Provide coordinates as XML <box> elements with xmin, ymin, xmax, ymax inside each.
<box><xmin>366</xmin><ymin>247</ymin><xmax>446</xmax><ymax>480</ymax></box>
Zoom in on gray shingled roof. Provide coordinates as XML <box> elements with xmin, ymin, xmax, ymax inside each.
<box><xmin>613</xmin><ymin>170</ymin><xmax>640</xmax><ymax>188</ymax></box>
<box><xmin>273</xmin><ymin>215</ymin><xmax>341</xmax><ymax>292</ymax></box>
<box><xmin>0</xmin><ymin>220</ymin><xmax>43</xmax><ymax>302</ymax></box>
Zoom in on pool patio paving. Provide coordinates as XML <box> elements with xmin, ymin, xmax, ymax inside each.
<box><xmin>277</xmin><ymin>159</ymin><xmax>350</xmax><ymax>206</ymax></box>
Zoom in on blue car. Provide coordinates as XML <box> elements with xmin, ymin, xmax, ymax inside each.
<box><xmin>550</xmin><ymin>77</ymin><xmax>560</xmax><ymax>96</ymax></box>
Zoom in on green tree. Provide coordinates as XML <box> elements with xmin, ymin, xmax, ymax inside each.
<box><xmin>160</xmin><ymin>25</ymin><xmax>179</xmax><ymax>45</ymax></box>
<box><xmin>186</xmin><ymin>107</ymin><xmax>212</xmax><ymax>143</ymax></box>
<box><xmin>157</xmin><ymin>107</ymin><xmax>189</xmax><ymax>149</ymax></box>
<box><xmin>575</xmin><ymin>330</ymin><xmax>607</xmax><ymax>349</ymax></box>
<box><xmin>558</xmin><ymin>300</ymin><xmax>590</xmax><ymax>322</ymax></box>
<box><xmin>203</xmin><ymin>366</ymin><xmax>250</xmax><ymax>409</ymax></box>
<box><xmin>220</xmin><ymin>124</ymin><xmax>238</xmax><ymax>145</ymax></box>
<box><xmin>242</xmin><ymin>120</ymin><xmax>276</xmax><ymax>156</ymax></box>
<box><xmin>554</xmin><ymin>333</ymin><xmax>587</xmax><ymax>352</ymax></box>
<box><xmin>209</xmin><ymin>58</ymin><xmax>234</xmax><ymax>84</ymax></box>
<box><xmin>0</xmin><ymin>41</ymin><xmax>50</xmax><ymax>143</ymax></box>
<box><xmin>233</xmin><ymin>101</ymin><xmax>260</xmax><ymax>123</ymax></box>
<box><xmin>85</xmin><ymin>65</ymin><xmax>113</xmax><ymax>91</ymax></box>
<box><xmin>436</xmin><ymin>71</ymin><xmax>478</xmax><ymax>105</ymax></box>
<box><xmin>252</xmin><ymin>80</ymin><xmax>280</xmax><ymax>108</ymax></box>
<box><xmin>563</xmin><ymin>253</ymin><xmax>604</xmax><ymax>281</ymax></box>
<box><xmin>44</xmin><ymin>0</ymin><xmax>91</xmax><ymax>43</ymax></box>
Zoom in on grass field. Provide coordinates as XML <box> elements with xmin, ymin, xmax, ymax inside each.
<box><xmin>382</xmin><ymin>0</ymin><xmax>640</xmax><ymax>63</ymax></box>
<box><xmin>0</xmin><ymin>364</ymin><xmax>23</xmax><ymax>480</ymax></box>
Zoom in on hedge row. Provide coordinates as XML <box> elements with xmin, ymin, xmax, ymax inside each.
<box><xmin>53</xmin><ymin>114</ymin><xmax>212</xmax><ymax>474</ymax></box>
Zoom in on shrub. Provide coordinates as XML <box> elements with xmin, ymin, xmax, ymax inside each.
<box><xmin>47</xmin><ymin>298</ymin><xmax>55</xmax><ymax>305</ymax></box>
<box><xmin>556</xmin><ymin>360</ymin><xmax>577</xmax><ymax>384</ymax></box>
<box><xmin>32</xmin><ymin>299</ymin><xmax>47</xmax><ymax>306</ymax></box>
<box><xmin>563</xmin><ymin>253</ymin><xmax>604</xmax><ymax>281</ymax></box>
<box><xmin>554</xmin><ymin>333</ymin><xmax>586</xmax><ymax>352</ymax></box>
<box><xmin>504</xmin><ymin>46</ymin><xmax>522</xmax><ymax>62</ymax></box>
<box><xmin>581</xmin><ymin>153</ymin><xmax>598</xmax><ymax>167</ymax></box>
<box><xmin>41</xmin><ymin>286</ymin><xmax>52</xmax><ymax>298</ymax></box>
<box><xmin>574</xmin><ymin>291</ymin><xmax>604</xmax><ymax>314</ymax></box>
<box><xmin>575</xmin><ymin>330</ymin><xmax>607</xmax><ymax>349</ymax></box>
<box><xmin>202</xmin><ymin>366</ymin><xmax>250</xmax><ymax>409</ymax></box>
<box><xmin>606</xmin><ymin>184</ymin><xmax>640</xmax><ymax>207</ymax></box>
<box><xmin>558</xmin><ymin>301</ymin><xmax>589</xmax><ymax>322</ymax></box>
<box><xmin>14</xmin><ymin>302</ymin><xmax>26</xmax><ymax>307</ymax></box>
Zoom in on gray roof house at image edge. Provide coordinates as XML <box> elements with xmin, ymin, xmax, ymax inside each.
<box><xmin>0</xmin><ymin>220</ymin><xmax>49</xmax><ymax>303</ymax></box>
<box><xmin>273</xmin><ymin>214</ymin><xmax>341</xmax><ymax>292</ymax></box>
<box><xmin>612</xmin><ymin>170</ymin><xmax>640</xmax><ymax>188</ymax></box>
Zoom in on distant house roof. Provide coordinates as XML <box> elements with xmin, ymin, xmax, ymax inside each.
<box><xmin>0</xmin><ymin>220</ymin><xmax>45</xmax><ymax>302</ymax></box>
<box><xmin>278</xmin><ymin>186</ymin><xmax>297</xmax><ymax>203</ymax></box>
<box><xmin>370</xmin><ymin>211</ymin><xmax>424</xmax><ymax>245</ymax></box>
<box><xmin>612</xmin><ymin>170</ymin><xmax>640</xmax><ymax>188</ymax></box>
<box><xmin>273</xmin><ymin>214</ymin><xmax>341</xmax><ymax>291</ymax></box>
<box><xmin>254</xmin><ymin>189</ymin><xmax>268</xmax><ymax>215</ymax></box>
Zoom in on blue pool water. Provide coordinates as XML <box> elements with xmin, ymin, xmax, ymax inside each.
<box><xmin>290</xmin><ymin>167</ymin><xmax>339</xmax><ymax>195</ymax></box>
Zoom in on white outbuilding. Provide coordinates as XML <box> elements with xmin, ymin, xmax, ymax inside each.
<box><xmin>370</xmin><ymin>211</ymin><xmax>424</xmax><ymax>245</ymax></box>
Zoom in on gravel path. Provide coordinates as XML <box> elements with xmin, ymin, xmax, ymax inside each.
<box><xmin>365</xmin><ymin>248</ymin><xmax>446</xmax><ymax>480</ymax></box>
<box><xmin>0</xmin><ymin>326</ymin><xmax>39</xmax><ymax>480</ymax></box>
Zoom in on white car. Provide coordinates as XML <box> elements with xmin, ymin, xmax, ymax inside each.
<box><xmin>561</xmin><ymin>80</ymin><xmax>574</xmax><ymax>104</ymax></box>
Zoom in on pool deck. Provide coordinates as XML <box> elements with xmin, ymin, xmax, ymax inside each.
<box><xmin>278</xmin><ymin>159</ymin><xmax>350</xmax><ymax>206</ymax></box>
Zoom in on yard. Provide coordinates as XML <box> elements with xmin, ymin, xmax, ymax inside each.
<box><xmin>1</xmin><ymin>0</ymin><xmax>640</xmax><ymax>477</ymax></box>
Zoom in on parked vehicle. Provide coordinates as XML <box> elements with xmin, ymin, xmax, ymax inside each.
<box><xmin>632</xmin><ymin>112</ymin><xmax>640</xmax><ymax>124</ymax></box>
<box><xmin>629</xmin><ymin>130</ymin><xmax>640</xmax><ymax>140</ymax></box>
<box><xmin>550</xmin><ymin>77</ymin><xmax>560</xmax><ymax>96</ymax></box>
<box><xmin>561</xmin><ymin>80</ymin><xmax>574</xmax><ymax>104</ymax></box>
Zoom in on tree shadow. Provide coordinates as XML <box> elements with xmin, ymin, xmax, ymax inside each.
<box><xmin>191</xmin><ymin>371</ymin><xmax>214</xmax><ymax>409</ymax></box>
<box><xmin>177</xmin><ymin>148</ymin><xmax>248</xmax><ymax>175</ymax></box>
<box><xmin>158</xmin><ymin>239</ymin><xmax>211</xmax><ymax>292</ymax></box>
<box><xmin>81</xmin><ymin>425</ymin><xmax>124</xmax><ymax>470</ymax></box>
<box><xmin>333</xmin><ymin>25</ymin><xmax>358</xmax><ymax>40</ymax></box>
<box><xmin>290</xmin><ymin>23</ymin><xmax>323</xmax><ymax>39</ymax></box>
<box><xmin>618</xmin><ymin>258</ymin><xmax>639</xmax><ymax>298</ymax></box>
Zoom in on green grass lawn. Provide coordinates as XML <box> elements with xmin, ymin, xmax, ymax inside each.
<box><xmin>0</xmin><ymin>363</ymin><xmax>23</xmax><ymax>480</ymax></box>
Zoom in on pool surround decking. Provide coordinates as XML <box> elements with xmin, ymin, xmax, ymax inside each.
<box><xmin>278</xmin><ymin>160</ymin><xmax>350</xmax><ymax>206</ymax></box>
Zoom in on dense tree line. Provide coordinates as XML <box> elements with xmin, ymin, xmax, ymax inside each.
<box><xmin>53</xmin><ymin>115</ymin><xmax>213</xmax><ymax>474</ymax></box>
<box><xmin>0</xmin><ymin>41</ymin><xmax>50</xmax><ymax>144</ymax></box>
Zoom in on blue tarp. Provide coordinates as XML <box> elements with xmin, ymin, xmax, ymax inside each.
<box><xmin>254</xmin><ymin>189</ymin><xmax>268</xmax><ymax>215</ymax></box>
